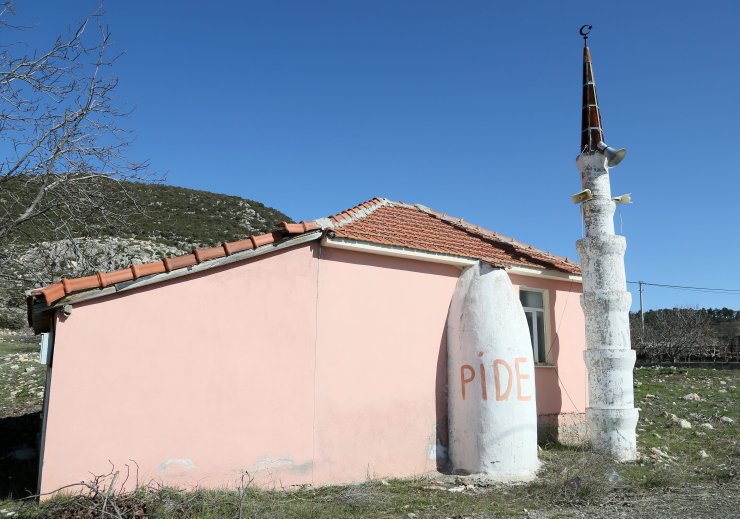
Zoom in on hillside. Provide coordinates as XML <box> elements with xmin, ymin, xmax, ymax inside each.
<box><xmin>0</xmin><ymin>180</ymin><xmax>293</xmax><ymax>329</ymax></box>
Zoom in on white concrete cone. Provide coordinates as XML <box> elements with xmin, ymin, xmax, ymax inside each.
<box><xmin>576</xmin><ymin>152</ymin><xmax>638</xmax><ymax>461</ymax></box>
<box><xmin>447</xmin><ymin>262</ymin><xmax>539</xmax><ymax>480</ymax></box>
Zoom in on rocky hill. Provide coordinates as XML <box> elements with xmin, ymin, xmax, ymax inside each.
<box><xmin>0</xmin><ymin>181</ymin><xmax>292</xmax><ymax>329</ymax></box>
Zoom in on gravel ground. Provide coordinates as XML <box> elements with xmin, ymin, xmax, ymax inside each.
<box><xmin>534</xmin><ymin>482</ymin><xmax>740</xmax><ymax>518</ymax></box>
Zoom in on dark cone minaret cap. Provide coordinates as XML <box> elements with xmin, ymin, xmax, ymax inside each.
<box><xmin>581</xmin><ymin>41</ymin><xmax>604</xmax><ymax>153</ymax></box>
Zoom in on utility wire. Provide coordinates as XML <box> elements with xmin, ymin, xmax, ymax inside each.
<box><xmin>626</xmin><ymin>281</ymin><xmax>740</xmax><ymax>294</ymax></box>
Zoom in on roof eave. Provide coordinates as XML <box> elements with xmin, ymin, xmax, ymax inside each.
<box><xmin>322</xmin><ymin>235</ymin><xmax>478</xmax><ymax>268</ymax></box>
<box><xmin>323</xmin><ymin>235</ymin><xmax>582</xmax><ymax>280</ymax></box>
<box><xmin>506</xmin><ymin>265</ymin><xmax>583</xmax><ymax>283</ymax></box>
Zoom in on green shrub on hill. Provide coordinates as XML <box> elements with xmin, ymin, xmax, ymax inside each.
<box><xmin>1</xmin><ymin>177</ymin><xmax>292</xmax><ymax>248</ymax></box>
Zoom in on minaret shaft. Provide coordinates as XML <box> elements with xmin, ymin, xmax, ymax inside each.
<box><xmin>576</xmin><ymin>43</ymin><xmax>638</xmax><ymax>461</ymax></box>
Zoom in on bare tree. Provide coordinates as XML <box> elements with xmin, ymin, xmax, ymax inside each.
<box><xmin>0</xmin><ymin>2</ymin><xmax>154</xmax><ymax>240</ymax></box>
<box><xmin>632</xmin><ymin>307</ymin><xmax>723</xmax><ymax>362</ymax></box>
<box><xmin>0</xmin><ymin>2</ymin><xmax>157</xmax><ymax>327</ymax></box>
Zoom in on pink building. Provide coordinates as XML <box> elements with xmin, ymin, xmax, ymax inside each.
<box><xmin>28</xmin><ymin>197</ymin><xmax>587</xmax><ymax>493</ymax></box>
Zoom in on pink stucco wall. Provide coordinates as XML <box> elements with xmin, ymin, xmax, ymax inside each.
<box><xmin>40</xmin><ymin>242</ymin><xmax>587</xmax><ymax>493</ymax></box>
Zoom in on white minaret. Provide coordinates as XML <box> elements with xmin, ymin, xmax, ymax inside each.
<box><xmin>574</xmin><ymin>26</ymin><xmax>638</xmax><ymax>461</ymax></box>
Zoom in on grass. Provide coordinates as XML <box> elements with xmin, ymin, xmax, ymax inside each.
<box><xmin>0</xmin><ymin>366</ymin><xmax>737</xmax><ymax>518</ymax></box>
<box><xmin>0</xmin><ymin>339</ymin><xmax>45</xmax><ymax>418</ymax></box>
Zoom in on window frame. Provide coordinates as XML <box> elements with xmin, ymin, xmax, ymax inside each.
<box><xmin>518</xmin><ymin>286</ymin><xmax>551</xmax><ymax>365</ymax></box>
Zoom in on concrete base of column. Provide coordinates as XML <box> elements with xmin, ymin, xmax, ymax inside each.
<box><xmin>586</xmin><ymin>407</ymin><xmax>639</xmax><ymax>461</ymax></box>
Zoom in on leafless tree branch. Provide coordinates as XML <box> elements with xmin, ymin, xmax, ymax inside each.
<box><xmin>0</xmin><ymin>2</ymin><xmax>159</xmax><ymax>302</ymax></box>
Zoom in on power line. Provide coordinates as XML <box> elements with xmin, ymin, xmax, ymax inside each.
<box><xmin>626</xmin><ymin>281</ymin><xmax>740</xmax><ymax>294</ymax></box>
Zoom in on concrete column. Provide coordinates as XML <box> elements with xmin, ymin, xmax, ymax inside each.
<box><xmin>447</xmin><ymin>262</ymin><xmax>539</xmax><ymax>480</ymax></box>
<box><xmin>576</xmin><ymin>152</ymin><xmax>638</xmax><ymax>461</ymax></box>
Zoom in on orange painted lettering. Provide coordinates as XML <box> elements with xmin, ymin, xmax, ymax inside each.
<box><xmin>460</xmin><ymin>364</ymin><xmax>475</xmax><ymax>400</ymax></box>
<box><xmin>514</xmin><ymin>357</ymin><xmax>532</xmax><ymax>401</ymax></box>
<box><xmin>479</xmin><ymin>364</ymin><xmax>488</xmax><ymax>401</ymax></box>
<box><xmin>493</xmin><ymin>359</ymin><xmax>513</xmax><ymax>401</ymax></box>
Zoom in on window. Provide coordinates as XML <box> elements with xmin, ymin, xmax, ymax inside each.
<box><xmin>519</xmin><ymin>289</ymin><xmax>547</xmax><ymax>364</ymax></box>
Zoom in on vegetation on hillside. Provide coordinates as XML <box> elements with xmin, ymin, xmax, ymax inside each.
<box><xmin>1</xmin><ymin>176</ymin><xmax>292</xmax><ymax>249</ymax></box>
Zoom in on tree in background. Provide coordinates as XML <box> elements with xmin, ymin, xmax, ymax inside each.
<box><xmin>0</xmin><ymin>2</ymin><xmax>155</xmax><ymax>327</ymax></box>
<box><xmin>631</xmin><ymin>307</ymin><xmax>735</xmax><ymax>362</ymax></box>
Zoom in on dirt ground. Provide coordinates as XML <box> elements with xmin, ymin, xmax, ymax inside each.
<box><xmin>524</xmin><ymin>482</ymin><xmax>740</xmax><ymax>518</ymax></box>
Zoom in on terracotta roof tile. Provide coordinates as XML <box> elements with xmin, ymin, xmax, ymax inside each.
<box><xmin>132</xmin><ymin>261</ymin><xmax>166</xmax><ymax>279</ymax></box>
<box><xmin>223</xmin><ymin>238</ymin><xmax>254</xmax><ymax>255</ymax></box>
<box><xmin>62</xmin><ymin>275</ymin><xmax>100</xmax><ymax>294</ymax></box>
<box><xmin>279</xmin><ymin>221</ymin><xmax>319</xmax><ymax>233</ymax></box>
<box><xmin>35</xmin><ymin>283</ymin><xmax>65</xmax><ymax>304</ymax></box>
<box><xmin>98</xmin><ymin>268</ymin><xmax>134</xmax><ymax>287</ymax></box>
<box><xmin>280</xmin><ymin>222</ymin><xmax>304</xmax><ymax>234</ymax></box>
<box><xmin>250</xmin><ymin>231</ymin><xmax>283</xmax><ymax>248</ymax></box>
<box><xmin>194</xmin><ymin>246</ymin><xmax>227</xmax><ymax>263</ymax></box>
<box><xmin>163</xmin><ymin>254</ymin><xmax>196</xmax><ymax>272</ymax></box>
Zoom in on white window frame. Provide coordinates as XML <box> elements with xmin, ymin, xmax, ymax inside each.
<box><xmin>519</xmin><ymin>287</ymin><xmax>551</xmax><ymax>365</ymax></box>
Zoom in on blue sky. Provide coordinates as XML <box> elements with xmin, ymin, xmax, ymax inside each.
<box><xmin>15</xmin><ymin>1</ymin><xmax>740</xmax><ymax>311</ymax></box>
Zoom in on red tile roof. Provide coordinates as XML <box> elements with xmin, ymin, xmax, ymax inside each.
<box><xmin>28</xmin><ymin>198</ymin><xmax>579</xmax><ymax>309</ymax></box>
<box><xmin>321</xmin><ymin>198</ymin><xmax>581</xmax><ymax>275</ymax></box>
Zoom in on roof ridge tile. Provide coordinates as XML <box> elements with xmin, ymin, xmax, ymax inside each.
<box><xmin>131</xmin><ymin>261</ymin><xmax>166</xmax><ymax>279</ymax></box>
<box><xmin>316</xmin><ymin>197</ymin><xmax>392</xmax><ymax>230</ymax></box>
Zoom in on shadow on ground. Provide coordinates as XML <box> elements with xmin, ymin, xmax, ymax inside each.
<box><xmin>0</xmin><ymin>411</ymin><xmax>41</xmax><ymax>498</ymax></box>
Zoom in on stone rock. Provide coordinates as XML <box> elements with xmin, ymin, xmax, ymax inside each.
<box><xmin>650</xmin><ymin>447</ymin><xmax>676</xmax><ymax>462</ymax></box>
<box><xmin>682</xmin><ymin>393</ymin><xmax>701</xmax><ymax>401</ymax></box>
<box><xmin>720</xmin><ymin>416</ymin><xmax>734</xmax><ymax>424</ymax></box>
<box><xmin>700</xmin><ymin>423</ymin><xmax>714</xmax><ymax>430</ymax></box>
<box><xmin>699</xmin><ymin>450</ymin><xmax>709</xmax><ymax>459</ymax></box>
<box><xmin>669</xmin><ymin>414</ymin><xmax>691</xmax><ymax>428</ymax></box>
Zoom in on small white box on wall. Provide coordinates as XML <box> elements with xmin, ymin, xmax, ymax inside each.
<box><xmin>40</xmin><ymin>332</ymin><xmax>53</xmax><ymax>365</ymax></box>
